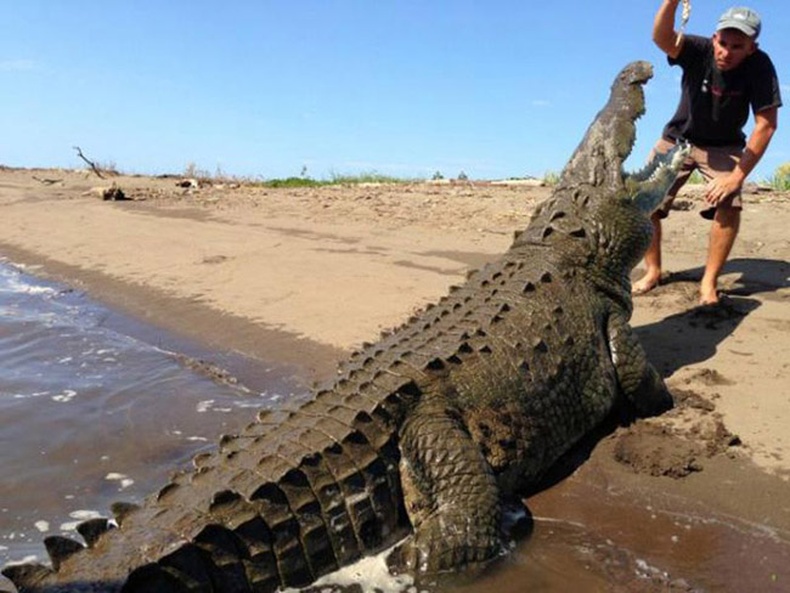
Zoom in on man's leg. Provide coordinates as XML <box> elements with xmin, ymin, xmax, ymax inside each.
<box><xmin>632</xmin><ymin>213</ymin><xmax>663</xmax><ymax>295</ymax></box>
<box><xmin>697</xmin><ymin>145</ymin><xmax>744</xmax><ymax>305</ymax></box>
<box><xmin>699</xmin><ymin>205</ymin><xmax>740</xmax><ymax>305</ymax></box>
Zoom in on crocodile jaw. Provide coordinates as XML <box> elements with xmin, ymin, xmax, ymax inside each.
<box><xmin>628</xmin><ymin>142</ymin><xmax>691</xmax><ymax>215</ymax></box>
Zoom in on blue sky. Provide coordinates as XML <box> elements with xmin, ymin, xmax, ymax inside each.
<box><xmin>1</xmin><ymin>1</ymin><xmax>788</xmax><ymax>181</ymax></box>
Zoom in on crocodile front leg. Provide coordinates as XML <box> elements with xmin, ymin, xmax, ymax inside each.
<box><xmin>607</xmin><ymin>312</ymin><xmax>673</xmax><ymax>416</ymax></box>
<box><xmin>393</xmin><ymin>393</ymin><xmax>503</xmax><ymax>574</ymax></box>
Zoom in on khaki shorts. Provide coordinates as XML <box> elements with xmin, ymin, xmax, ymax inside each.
<box><xmin>651</xmin><ymin>137</ymin><xmax>744</xmax><ymax>220</ymax></box>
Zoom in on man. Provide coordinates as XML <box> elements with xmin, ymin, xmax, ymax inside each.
<box><xmin>633</xmin><ymin>3</ymin><xmax>781</xmax><ymax>304</ymax></box>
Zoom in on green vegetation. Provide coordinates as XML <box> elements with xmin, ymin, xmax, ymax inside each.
<box><xmin>181</xmin><ymin>163</ymin><xmax>415</xmax><ymax>188</ymax></box>
<box><xmin>542</xmin><ymin>170</ymin><xmax>561</xmax><ymax>186</ymax></box>
<box><xmin>762</xmin><ymin>162</ymin><xmax>790</xmax><ymax>191</ymax></box>
<box><xmin>261</xmin><ymin>176</ymin><xmax>325</xmax><ymax>188</ymax></box>
<box><xmin>327</xmin><ymin>171</ymin><xmax>410</xmax><ymax>185</ymax></box>
<box><xmin>262</xmin><ymin>171</ymin><xmax>412</xmax><ymax>188</ymax></box>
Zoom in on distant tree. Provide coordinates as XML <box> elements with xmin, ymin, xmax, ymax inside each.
<box><xmin>432</xmin><ymin>171</ymin><xmax>444</xmax><ymax>180</ymax></box>
<box><xmin>457</xmin><ymin>171</ymin><xmax>468</xmax><ymax>181</ymax></box>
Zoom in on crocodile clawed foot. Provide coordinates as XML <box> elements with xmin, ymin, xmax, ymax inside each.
<box><xmin>387</xmin><ymin>522</ymin><xmax>503</xmax><ymax>584</ymax></box>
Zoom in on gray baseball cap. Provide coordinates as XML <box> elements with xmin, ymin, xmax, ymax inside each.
<box><xmin>717</xmin><ymin>6</ymin><xmax>761</xmax><ymax>39</ymax></box>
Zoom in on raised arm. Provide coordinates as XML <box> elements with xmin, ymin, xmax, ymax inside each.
<box><xmin>653</xmin><ymin>0</ymin><xmax>684</xmax><ymax>59</ymax></box>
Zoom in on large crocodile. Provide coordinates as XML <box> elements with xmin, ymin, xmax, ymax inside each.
<box><xmin>3</xmin><ymin>60</ymin><xmax>687</xmax><ymax>593</ymax></box>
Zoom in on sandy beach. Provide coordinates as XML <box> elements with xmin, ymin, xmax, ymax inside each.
<box><xmin>1</xmin><ymin>166</ymin><xmax>789</xmax><ymax>590</ymax></box>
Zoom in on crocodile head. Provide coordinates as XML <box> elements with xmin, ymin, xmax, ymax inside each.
<box><xmin>514</xmin><ymin>61</ymin><xmax>689</xmax><ymax>301</ymax></box>
<box><xmin>558</xmin><ymin>59</ymin><xmax>690</xmax><ymax>210</ymax></box>
<box><xmin>559</xmin><ymin>61</ymin><xmax>655</xmax><ymax>192</ymax></box>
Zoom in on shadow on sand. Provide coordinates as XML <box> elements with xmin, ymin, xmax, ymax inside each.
<box><xmin>661</xmin><ymin>256</ymin><xmax>790</xmax><ymax>298</ymax></box>
<box><xmin>636</xmin><ymin>256</ymin><xmax>788</xmax><ymax>376</ymax></box>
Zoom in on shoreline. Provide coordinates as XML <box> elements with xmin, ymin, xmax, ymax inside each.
<box><xmin>0</xmin><ymin>241</ymin><xmax>345</xmax><ymax>386</ymax></box>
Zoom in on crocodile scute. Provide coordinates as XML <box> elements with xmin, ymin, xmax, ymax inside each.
<box><xmin>2</xmin><ymin>60</ymin><xmax>689</xmax><ymax>593</ymax></box>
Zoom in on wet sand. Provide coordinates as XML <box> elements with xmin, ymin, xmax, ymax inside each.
<box><xmin>1</xmin><ymin>166</ymin><xmax>789</xmax><ymax>590</ymax></box>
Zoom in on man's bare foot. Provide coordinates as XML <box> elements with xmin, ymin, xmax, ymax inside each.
<box><xmin>699</xmin><ymin>285</ymin><xmax>720</xmax><ymax>305</ymax></box>
<box><xmin>632</xmin><ymin>272</ymin><xmax>661</xmax><ymax>296</ymax></box>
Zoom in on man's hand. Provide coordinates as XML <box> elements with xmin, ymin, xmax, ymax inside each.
<box><xmin>706</xmin><ymin>108</ymin><xmax>779</xmax><ymax>206</ymax></box>
<box><xmin>705</xmin><ymin>174</ymin><xmax>743</xmax><ymax>205</ymax></box>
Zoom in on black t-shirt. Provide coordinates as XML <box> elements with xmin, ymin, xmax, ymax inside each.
<box><xmin>662</xmin><ymin>34</ymin><xmax>782</xmax><ymax>147</ymax></box>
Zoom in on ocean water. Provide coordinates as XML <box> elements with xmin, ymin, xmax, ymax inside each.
<box><xmin>0</xmin><ymin>261</ymin><xmax>294</xmax><ymax>566</ymax></box>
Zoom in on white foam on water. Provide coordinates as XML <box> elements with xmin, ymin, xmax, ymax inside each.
<box><xmin>281</xmin><ymin>542</ymin><xmax>417</xmax><ymax>593</ymax></box>
<box><xmin>70</xmin><ymin>510</ymin><xmax>102</xmax><ymax>520</ymax></box>
<box><xmin>62</xmin><ymin>510</ymin><xmax>105</xmax><ymax>529</ymax></box>
<box><xmin>105</xmin><ymin>473</ymin><xmax>135</xmax><ymax>490</ymax></box>
<box><xmin>33</xmin><ymin>521</ymin><xmax>49</xmax><ymax>533</ymax></box>
<box><xmin>11</xmin><ymin>391</ymin><xmax>48</xmax><ymax>400</ymax></box>
<box><xmin>234</xmin><ymin>400</ymin><xmax>271</xmax><ymax>408</ymax></box>
<box><xmin>51</xmin><ymin>389</ymin><xmax>77</xmax><ymax>403</ymax></box>
<box><xmin>196</xmin><ymin>400</ymin><xmax>214</xmax><ymax>413</ymax></box>
<box><xmin>634</xmin><ymin>557</ymin><xmax>671</xmax><ymax>582</ymax></box>
<box><xmin>0</xmin><ymin>273</ymin><xmax>57</xmax><ymax>297</ymax></box>
<box><xmin>1</xmin><ymin>554</ymin><xmax>38</xmax><ymax>567</ymax></box>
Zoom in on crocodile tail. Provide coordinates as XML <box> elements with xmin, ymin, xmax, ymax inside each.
<box><xmin>3</xmin><ymin>377</ymin><xmax>417</xmax><ymax>593</ymax></box>
<box><xmin>124</xmin><ymin>404</ymin><xmax>408</xmax><ymax>592</ymax></box>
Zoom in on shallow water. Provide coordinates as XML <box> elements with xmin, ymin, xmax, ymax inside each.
<box><xmin>0</xmin><ymin>261</ymin><xmax>297</xmax><ymax>565</ymax></box>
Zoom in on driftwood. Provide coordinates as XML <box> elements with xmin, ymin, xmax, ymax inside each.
<box><xmin>73</xmin><ymin>146</ymin><xmax>105</xmax><ymax>179</ymax></box>
<box><xmin>32</xmin><ymin>175</ymin><xmax>63</xmax><ymax>185</ymax></box>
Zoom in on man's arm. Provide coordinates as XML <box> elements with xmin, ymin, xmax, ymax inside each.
<box><xmin>653</xmin><ymin>0</ymin><xmax>684</xmax><ymax>59</ymax></box>
<box><xmin>705</xmin><ymin>107</ymin><xmax>779</xmax><ymax>204</ymax></box>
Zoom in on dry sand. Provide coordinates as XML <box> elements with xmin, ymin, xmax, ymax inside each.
<box><xmin>1</xmin><ymin>166</ymin><xmax>789</xmax><ymax>588</ymax></box>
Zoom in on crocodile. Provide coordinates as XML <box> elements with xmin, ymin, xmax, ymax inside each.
<box><xmin>2</xmin><ymin>60</ymin><xmax>688</xmax><ymax>593</ymax></box>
